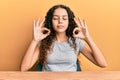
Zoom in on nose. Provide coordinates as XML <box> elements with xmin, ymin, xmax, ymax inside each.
<box><xmin>58</xmin><ymin>18</ymin><xmax>63</xmax><ymax>24</ymax></box>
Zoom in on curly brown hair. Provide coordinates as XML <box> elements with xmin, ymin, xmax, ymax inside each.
<box><xmin>39</xmin><ymin>4</ymin><xmax>77</xmax><ymax>65</ymax></box>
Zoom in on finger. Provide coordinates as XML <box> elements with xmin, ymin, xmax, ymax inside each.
<box><xmin>73</xmin><ymin>28</ymin><xmax>76</xmax><ymax>35</ymax></box>
<box><xmin>33</xmin><ymin>20</ymin><xmax>36</xmax><ymax>34</ymax></box>
<box><xmin>46</xmin><ymin>29</ymin><xmax>51</xmax><ymax>35</ymax></box>
<box><xmin>34</xmin><ymin>20</ymin><xmax>40</xmax><ymax>31</ymax></box>
<box><xmin>74</xmin><ymin>18</ymin><xmax>81</xmax><ymax>28</ymax></box>
<box><xmin>34</xmin><ymin>20</ymin><xmax>36</xmax><ymax>27</ymax></box>
<box><xmin>72</xmin><ymin>30</ymin><xmax>78</xmax><ymax>38</ymax></box>
<box><xmin>82</xmin><ymin>19</ymin><xmax>89</xmax><ymax>33</ymax></box>
<box><xmin>42</xmin><ymin>28</ymin><xmax>50</xmax><ymax>34</ymax></box>
<box><xmin>83</xmin><ymin>19</ymin><xmax>87</xmax><ymax>28</ymax></box>
<box><xmin>36</xmin><ymin>18</ymin><xmax>40</xmax><ymax>27</ymax></box>
<box><xmin>39</xmin><ymin>18</ymin><xmax>45</xmax><ymax>27</ymax></box>
<box><xmin>44</xmin><ymin>29</ymin><xmax>51</xmax><ymax>36</ymax></box>
<box><xmin>73</xmin><ymin>27</ymin><xmax>79</xmax><ymax>35</ymax></box>
<box><xmin>78</xmin><ymin>17</ymin><xmax>84</xmax><ymax>27</ymax></box>
<box><xmin>78</xmin><ymin>17</ymin><xmax>83</xmax><ymax>26</ymax></box>
<box><xmin>42</xmin><ymin>27</ymin><xmax>49</xmax><ymax>31</ymax></box>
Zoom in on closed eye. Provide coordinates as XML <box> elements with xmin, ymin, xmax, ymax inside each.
<box><xmin>63</xmin><ymin>18</ymin><xmax>68</xmax><ymax>20</ymax></box>
<box><xmin>53</xmin><ymin>18</ymin><xmax>58</xmax><ymax>20</ymax></box>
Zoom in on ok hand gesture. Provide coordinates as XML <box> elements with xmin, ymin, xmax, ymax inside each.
<box><xmin>73</xmin><ymin>17</ymin><xmax>89</xmax><ymax>40</ymax></box>
<box><xmin>33</xmin><ymin>18</ymin><xmax>50</xmax><ymax>43</ymax></box>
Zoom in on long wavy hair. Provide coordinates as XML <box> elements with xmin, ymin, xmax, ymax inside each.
<box><xmin>39</xmin><ymin>4</ymin><xmax>77</xmax><ymax>65</ymax></box>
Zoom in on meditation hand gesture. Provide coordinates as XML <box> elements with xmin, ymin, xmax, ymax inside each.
<box><xmin>33</xmin><ymin>18</ymin><xmax>50</xmax><ymax>43</ymax></box>
<box><xmin>73</xmin><ymin>17</ymin><xmax>89</xmax><ymax>40</ymax></box>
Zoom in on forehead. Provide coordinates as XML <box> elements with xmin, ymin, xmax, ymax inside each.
<box><xmin>53</xmin><ymin>8</ymin><xmax>68</xmax><ymax>16</ymax></box>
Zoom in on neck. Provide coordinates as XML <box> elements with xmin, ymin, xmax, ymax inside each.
<box><xmin>55</xmin><ymin>32</ymin><xmax>68</xmax><ymax>42</ymax></box>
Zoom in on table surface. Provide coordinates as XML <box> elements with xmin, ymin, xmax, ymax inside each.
<box><xmin>0</xmin><ymin>71</ymin><xmax>120</xmax><ymax>80</ymax></box>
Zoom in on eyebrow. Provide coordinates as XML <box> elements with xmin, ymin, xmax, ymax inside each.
<box><xmin>53</xmin><ymin>15</ymin><xmax>68</xmax><ymax>17</ymax></box>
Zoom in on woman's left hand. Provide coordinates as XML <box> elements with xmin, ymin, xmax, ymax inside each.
<box><xmin>73</xmin><ymin>17</ymin><xmax>89</xmax><ymax>40</ymax></box>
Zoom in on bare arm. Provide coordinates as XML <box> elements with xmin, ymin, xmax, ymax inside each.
<box><xmin>21</xmin><ymin>18</ymin><xmax>50</xmax><ymax>71</ymax></box>
<box><xmin>81</xmin><ymin>36</ymin><xmax>107</xmax><ymax>67</ymax></box>
<box><xmin>73</xmin><ymin>17</ymin><xmax>107</xmax><ymax>67</ymax></box>
<box><xmin>21</xmin><ymin>40</ymin><xmax>39</xmax><ymax>71</ymax></box>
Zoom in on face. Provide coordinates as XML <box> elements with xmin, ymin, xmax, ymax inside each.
<box><xmin>52</xmin><ymin>8</ymin><xmax>69</xmax><ymax>34</ymax></box>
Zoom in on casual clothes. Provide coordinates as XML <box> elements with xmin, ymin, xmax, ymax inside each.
<box><xmin>43</xmin><ymin>38</ymin><xmax>84</xmax><ymax>71</ymax></box>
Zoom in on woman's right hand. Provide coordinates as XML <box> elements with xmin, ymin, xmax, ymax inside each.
<box><xmin>33</xmin><ymin>18</ymin><xmax>50</xmax><ymax>43</ymax></box>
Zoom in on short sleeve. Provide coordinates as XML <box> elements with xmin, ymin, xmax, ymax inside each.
<box><xmin>75</xmin><ymin>38</ymin><xmax>84</xmax><ymax>55</ymax></box>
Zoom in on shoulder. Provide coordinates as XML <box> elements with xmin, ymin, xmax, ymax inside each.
<box><xmin>75</xmin><ymin>38</ymin><xmax>84</xmax><ymax>52</ymax></box>
<box><xmin>75</xmin><ymin>38</ymin><xmax>83</xmax><ymax>44</ymax></box>
<box><xmin>68</xmin><ymin>37</ymin><xmax>83</xmax><ymax>44</ymax></box>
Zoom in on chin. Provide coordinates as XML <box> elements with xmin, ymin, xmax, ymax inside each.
<box><xmin>55</xmin><ymin>29</ymin><xmax>66</xmax><ymax>33</ymax></box>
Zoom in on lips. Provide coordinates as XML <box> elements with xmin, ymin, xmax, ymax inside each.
<box><xmin>57</xmin><ymin>25</ymin><xmax>64</xmax><ymax>29</ymax></box>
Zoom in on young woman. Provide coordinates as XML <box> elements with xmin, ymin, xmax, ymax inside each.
<box><xmin>21</xmin><ymin>4</ymin><xmax>107</xmax><ymax>71</ymax></box>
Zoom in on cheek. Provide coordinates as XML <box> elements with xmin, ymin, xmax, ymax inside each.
<box><xmin>52</xmin><ymin>20</ymin><xmax>57</xmax><ymax>28</ymax></box>
<box><xmin>65</xmin><ymin>20</ymin><xmax>69</xmax><ymax>27</ymax></box>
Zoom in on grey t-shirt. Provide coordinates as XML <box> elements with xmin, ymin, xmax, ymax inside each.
<box><xmin>43</xmin><ymin>38</ymin><xmax>84</xmax><ymax>72</ymax></box>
